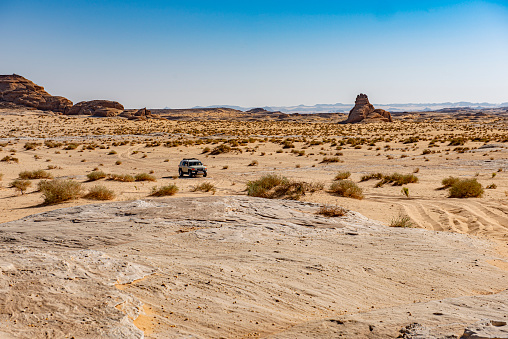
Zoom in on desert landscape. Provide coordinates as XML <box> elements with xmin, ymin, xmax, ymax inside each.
<box><xmin>0</xmin><ymin>74</ymin><xmax>507</xmax><ymax>338</ymax></box>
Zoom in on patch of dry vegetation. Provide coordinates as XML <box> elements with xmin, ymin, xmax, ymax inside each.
<box><xmin>38</xmin><ymin>179</ymin><xmax>83</xmax><ymax>205</ymax></box>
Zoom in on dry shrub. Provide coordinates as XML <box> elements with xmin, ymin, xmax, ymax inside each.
<box><xmin>192</xmin><ymin>182</ymin><xmax>216</xmax><ymax>193</ymax></box>
<box><xmin>375</xmin><ymin>173</ymin><xmax>418</xmax><ymax>187</ymax></box>
<box><xmin>210</xmin><ymin>144</ymin><xmax>231</xmax><ymax>155</ymax></box>
<box><xmin>38</xmin><ymin>179</ymin><xmax>83</xmax><ymax>205</ymax></box>
<box><xmin>134</xmin><ymin>173</ymin><xmax>156</xmax><ymax>182</ymax></box>
<box><xmin>1</xmin><ymin>155</ymin><xmax>19</xmax><ymax>163</ymax></box>
<box><xmin>317</xmin><ymin>205</ymin><xmax>346</xmax><ymax>217</ymax></box>
<box><xmin>150</xmin><ymin>184</ymin><xmax>179</xmax><ymax>196</ymax></box>
<box><xmin>19</xmin><ymin>169</ymin><xmax>53</xmax><ymax>180</ymax></box>
<box><xmin>320</xmin><ymin>157</ymin><xmax>342</xmax><ymax>163</ymax></box>
<box><xmin>448</xmin><ymin>178</ymin><xmax>484</xmax><ymax>198</ymax></box>
<box><xmin>441</xmin><ymin>176</ymin><xmax>460</xmax><ymax>188</ymax></box>
<box><xmin>246</xmin><ymin>174</ymin><xmax>322</xmax><ymax>200</ymax></box>
<box><xmin>334</xmin><ymin>171</ymin><xmax>351</xmax><ymax>180</ymax></box>
<box><xmin>360</xmin><ymin>173</ymin><xmax>383</xmax><ymax>181</ymax></box>
<box><xmin>84</xmin><ymin>185</ymin><xmax>115</xmax><ymax>200</ymax></box>
<box><xmin>329</xmin><ymin>180</ymin><xmax>363</xmax><ymax>199</ymax></box>
<box><xmin>248</xmin><ymin>160</ymin><xmax>258</xmax><ymax>166</ymax></box>
<box><xmin>390</xmin><ymin>213</ymin><xmax>413</xmax><ymax>227</ymax></box>
<box><xmin>108</xmin><ymin>174</ymin><xmax>135</xmax><ymax>182</ymax></box>
<box><xmin>87</xmin><ymin>171</ymin><xmax>107</xmax><ymax>181</ymax></box>
<box><xmin>10</xmin><ymin>179</ymin><xmax>31</xmax><ymax>194</ymax></box>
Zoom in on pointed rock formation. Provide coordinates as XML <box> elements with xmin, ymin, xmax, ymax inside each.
<box><xmin>344</xmin><ymin>94</ymin><xmax>392</xmax><ymax>123</ymax></box>
<box><xmin>0</xmin><ymin>74</ymin><xmax>73</xmax><ymax>113</ymax></box>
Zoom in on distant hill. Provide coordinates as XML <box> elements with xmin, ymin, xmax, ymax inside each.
<box><xmin>189</xmin><ymin>102</ymin><xmax>508</xmax><ymax>114</ymax></box>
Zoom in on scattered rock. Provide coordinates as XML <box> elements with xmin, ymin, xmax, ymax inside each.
<box><xmin>0</xmin><ymin>74</ymin><xmax>73</xmax><ymax>113</ymax></box>
<box><xmin>462</xmin><ymin>320</ymin><xmax>508</xmax><ymax>339</ymax></box>
<box><xmin>343</xmin><ymin>93</ymin><xmax>392</xmax><ymax>123</ymax></box>
<box><xmin>67</xmin><ymin>100</ymin><xmax>124</xmax><ymax>116</ymax></box>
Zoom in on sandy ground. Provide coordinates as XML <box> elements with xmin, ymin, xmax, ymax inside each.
<box><xmin>0</xmin><ymin>109</ymin><xmax>507</xmax><ymax>337</ymax></box>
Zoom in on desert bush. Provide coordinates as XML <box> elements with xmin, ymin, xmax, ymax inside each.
<box><xmin>360</xmin><ymin>173</ymin><xmax>383</xmax><ymax>181</ymax></box>
<box><xmin>192</xmin><ymin>182</ymin><xmax>216</xmax><ymax>193</ymax></box>
<box><xmin>441</xmin><ymin>176</ymin><xmax>460</xmax><ymax>188</ymax></box>
<box><xmin>390</xmin><ymin>213</ymin><xmax>413</xmax><ymax>227</ymax></box>
<box><xmin>83</xmin><ymin>185</ymin><xmax>115</xmax><ymax>200</ymax></box>
<box><xmin>150</xmin><ymin>184</ymin><xmax>179</xmax><ymax>196</ymax></box>
<box><xmin>246</xmin><ymin>174</ymin><xmax>322</xmax><ymax>200</ymax></box>
<box><xmin>18</xmin><ymin>169</ymin><xmax>53</xmax><ymax>180</ymax></box>
<box><xmin>44</xmin><ymin>140</ymin><xmax>63</xmax><ymax>148</ymax></box>
<box><xmin>329</xmin><ymin>180</ymin><xmax>363</xmax><ymax>199</ymax></box>
<box><xmin>38</xmin><ymin>179</ymin><xmax>83</xmax><ymax>204</ymax></box>
<box><xmin>10</xmin><ymin>179</ymin><xmax>31</xmax><ymax>194</ymax></box>
<box><xmin>24</xmin><ymin>142</ymin><xmax>39</xmax><ymax>150</ymax></box>
<box><xmin>64</xmin><ymin>143</ymin><xmax>78</xmax><ymax>150</ymax></box>
<box><xmin>320</xmin><ymin>157</ymin><xmax>342</xmax><ymax>163</ymax></box>
<box><xmin>448</xmin><ymin>137</ymin><xmax>465</xmax><ymax>146</ymax></box>
<box><xmin>334</xmin><ymin>171</ymin><xmax>351</xmax><ymax>180</ymax></box>
<box><xmin>448</xmin><ymin>178</ymin><xmax>483</xmax><ymax>198</ymax></box>
<box><xmin>248</xmin><ymin>160</ymin><xmax>258</xmax><ymax>166</ymax></box>
<box><xmin>87</xmin><ymin>171</ymin><xmax>107</xmax><ymax>181</ymax></box>
<box><xmin>115</xmin><ymin>160</ymin><xmax>122</xmax><ymax>165</ymax></box>
<box><xmin>202</xmin><ymin>146</ymin><xmax>211</xmax><ymax>153</ymax></box>
<box><xmin>210</xmin><ymin>144</ymin><xmax>231</xmax><ymax>155</ymax></box>
<box><xmin>108</xmin><ymin>150</ymin><xmax>117</xmax><ymax>155</ymax></box>
<box><xmin>134</xmin><ymin>173</ymin><xmax>156</xmax><ymax>182</ymax></box>
<box><xmin>108</xmin><ymin>174</ymin><xmax>135</xmax><ymax>182</ymax></box>
<box><xmin>376</xmin><ymin>173</ymin><xmax>418</xmax><ymax>187</ymax></box>
<box><xmin>486</xmin><ymin>183</ymin><xmax>497</xmax><ymax>189</ymax></box>
<box><xmin>317</xmin><ymin>205</ymin><xmax>346</xmax><ymax>217</ymax></box>
<box><xmin>1</xmin><ymin>155</ymin><xmax>19</xmax><ymax>163</ymax></box>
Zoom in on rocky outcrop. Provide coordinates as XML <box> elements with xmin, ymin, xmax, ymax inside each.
<box><xmin>344</xmin><ymin>94</ymin><xmax>392</xmax><ymax>123</ymax></box>
<box><xmin>67</xmin><ymin>100</ymin><xmax>124</xmax><ymax>116</ymax></box>
<box><xmin>119</xmin><ymin>107</ymin><xmax>161</xmax><ymax>120</ymax></box>
<box><xmin>0</xmin><ymin>74</ymin><xmax>73</xmax><ymax>113</ymax></box>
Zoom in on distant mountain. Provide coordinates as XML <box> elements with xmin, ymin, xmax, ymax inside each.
<box><xmin>190</xmin><ymin>102</ymin><xmax>508</xmax><ymax>114</ymax></box>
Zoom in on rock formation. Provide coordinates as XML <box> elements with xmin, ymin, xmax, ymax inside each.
<box><xmin>344</xmin><ymin>93</ymin><xmax>392</xmax><ymax>123</ymax></box>
<box><xmin>119</xmin><ymin>107</ymin><xmax>160</xmax><ymax>120</ymax></box>
<box><xmin>0</xmin><ymin>74</ymin><xmax>73</xmax><ymax>113</ymax></box>
<box><xmin>67</xmin><ymin>100</ymin><xmax>124</xmax><ymax>117</ymax></box>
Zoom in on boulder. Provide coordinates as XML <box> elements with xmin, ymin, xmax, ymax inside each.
<box><xmin>343</xmin><ymin>94</ymin><xmax>392</xmax><ymax>123</ymax></box>
<box><xmin>119</xmin><ymin>107</ymin><xmax>160</xmax><ymax>120</ymax></box>
<box><xmin>0</xmin><ymin>74</ymin><xmax>73</xmax><ymax>113</ymax></box>
<box><xmin>68</xmin><ymin>100</ymin><xmax>124</xmax><ymax>116</ymax></box>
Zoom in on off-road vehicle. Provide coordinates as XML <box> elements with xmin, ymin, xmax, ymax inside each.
<box><xmin>178</xmin><ymin>158</ymin><xmax>207</xmax><ymax>177</ymax></box>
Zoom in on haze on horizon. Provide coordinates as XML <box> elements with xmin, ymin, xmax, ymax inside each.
<box><xmin>1</xmin><ymin>0</ymin><xmax>507</xmax><ymax>109</ymax></box>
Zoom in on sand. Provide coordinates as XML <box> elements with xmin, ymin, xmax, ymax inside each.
<box><xmin>0</xmin><ymin>109</ymin><xmax>507</xmax><ymax>338</ymax></box>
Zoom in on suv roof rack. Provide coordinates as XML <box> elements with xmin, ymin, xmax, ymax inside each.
<box><xmin>182</xmin><ymin>158</ymin><xmax>199</xmax><ymax>160</ymax></box>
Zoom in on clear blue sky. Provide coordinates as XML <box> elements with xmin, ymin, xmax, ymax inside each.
<box><xmin>1</xmin><ymin>1</ymin><xmax>507</xmax><ymax>108</ymax></box>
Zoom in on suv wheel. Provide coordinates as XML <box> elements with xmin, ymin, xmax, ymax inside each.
<box><xmin>179</xmin><ymin>169</ymin><xmax>183</xmax><ymax>177</ymax></box>
<box><xmin>203</xmin><ymin>172</ymin><xmax>207</xmax><ymax>177</ymax></box>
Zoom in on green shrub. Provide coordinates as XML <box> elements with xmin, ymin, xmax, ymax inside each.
<box><xmin>334</xmin><ymin>171</ymin><xmax>351</xmax><ymax>180</ymax></box>
<box><xmin>448</xmin><ymin>178</ymin><xmax>484</xmax><ymax>198</ymax></box>
<box><xmin>10</xmin><ymin>179</ymin><xmax>31</xmax><ymax>194</ymax></box>
<box><xmin>150</xmin><ymin>184</ymin><xmax>179</xmax><ymax>196</ymax></box>
<box><xmin>317</xmin><ymin>205</ymin><xmax>346</xmax><ymax>217</ymax></box>
<box><xmin>441</xmin><ymin>176</ymin><xmax>460</xmax><ymax>188</ymax></box>
<box><xmin>329</xmin><ymin>180</ymin><xmax>364</xmax><ymax>199</ymax></box>
<box><xmin>38</xmin><ymin>179</ymin><xmax>83</xmax><ymax>204</ymax></box>
<box><xmin>83</xmin><ymin>185</ymin><xmax>115</xmax><ymax>200</ymax></box>
<box><xmin>134</xmin><ymin>173</ymin><xmax>156</xmax><ymax>182</ymax></box>
<box><xmin>87</xmin><ymin>171</ymin><xmax>107</xmax><ymax>181</ymax></box>
<box><xmin>19</xmin><ymin>169</ymin><xmax>53</xmax><ymax>180</ymax></box>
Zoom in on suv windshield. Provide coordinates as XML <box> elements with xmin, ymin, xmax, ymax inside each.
<box><xmin>188</xmin><ymin>161</ymin><xmax>202</xmax><ymax>166</ymax></box>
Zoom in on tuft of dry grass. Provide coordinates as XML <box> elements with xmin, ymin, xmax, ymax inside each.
<box><xmin>329</xmin><ymin>180</ymin><xmax>363</xmax><ymax>199</ymax></box>
<box><xmin>150</xmin><ymin>184</ymin><xmax>179</xmax><ymax>196</ymax></box>
<box><xmin>87</xmin><ymin>171</ymin><xmax>107</xmax><ymax>181</ymax></box>
<box><xmin>134</xmin><ymin>173</ymin><xmax>156</xmax><ymax>182</ymax></box>
<box><xmin>38</xmin><ymin>179</ymin><xmax>83</xmax><ymax>205</ymax></box>
<box><xmin>390</xmin><ymin>213</ymin><xmax>414</xmax><ymax>227</ymax></box>
<box><xmin>19</xmin><ymin>169</ymin><xmax>53</xmax><ymax>180</ymax></box>
<box><xmin>320</xmin><ymin>156</ymin><xmax>342</xmax><ymax>163</ymax></box>
<box><xmin>108</xmin><ymin>174</ymin><xmax>135</xmax><ymax>182</ymax></box>
<box><xmin>317</xmin><ymin>205</ymin><xmax>346</xmax><ymax>217</ymax></box>
<box><xmin>192</xmin><ymin>182</ymin><xmax>216</xmax><ymax>193</ymax></box>
<box><xmin>83</xmin><ymin>185</ymin><xmax>115</xmax><ymax>200</ymax></box>
<box><xmin>246</xmin><ymin>174</ymin><xmax>322</xmax><ymax>200</ymax></box>
<box><xmin>10</xmin><ymin>179</ymin><xmax>32</xmax><ymax>194</ymax></box>
<box><xmin>334</xmin><ymin>171</ymin><xmax>351</xmax><ymax>180</ymax></box>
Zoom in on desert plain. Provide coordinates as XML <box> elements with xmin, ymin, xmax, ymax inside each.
<box><xmin>0</xmin><ymin>107</ymin><xmax>508</xmax><ymax>338</ymax></box>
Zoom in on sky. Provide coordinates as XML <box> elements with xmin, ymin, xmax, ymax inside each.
<box><xmin>1</xmin><ymin>0</ymin><xmax>507</xmax><ymax>108</ymax></box>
